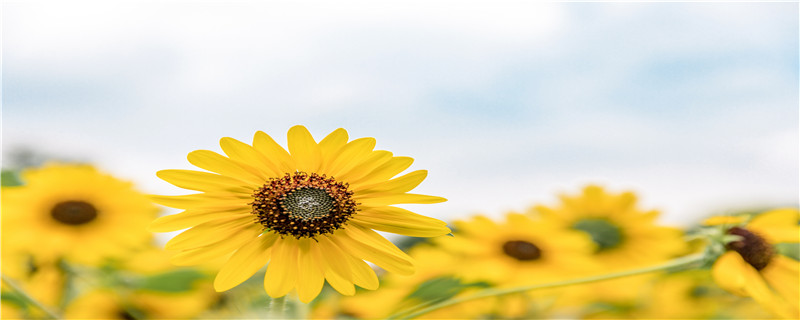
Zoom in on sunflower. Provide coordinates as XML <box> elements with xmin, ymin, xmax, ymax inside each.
<box><xmin>149</xmin><ymin>126</ymin><xmax>450</xmax><ymax>303</ymax></box>
<box><xmin>707</xmin><ymin>208</ymin><xmax>799</xmax><ymax>319</ymax></box>
<box><xmin>533</xmin><ymin>185</ymin><xmax>687</xmax><ymax>304</ymax></box>
<box><xmin>1</xmin><ymin>164</ymin><xmax>158</xmax><ymax>265</ymax></box>
<box><xmin>534</xmin><ymin>185</ymin><xmax>687</xmax><ymax>267</ymax></box>
<box><xmin>435</xmin><ymin>213</ymin><xmax>596</xmax><ymax>288</ymax></box>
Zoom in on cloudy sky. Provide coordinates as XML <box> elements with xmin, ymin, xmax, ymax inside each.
<box><xmin>3</xmin><ymin>1</ymin><xmax>798</xmax><ymax>226</ymax></box>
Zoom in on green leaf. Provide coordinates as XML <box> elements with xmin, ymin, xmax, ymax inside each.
<box><xmin>404</xmin><ymin>276</ymin><xmax>490</xmax><ymax>303</ymax></box>
<box><xmin>0</xmin><ymin>291</ymin><xmax>29</xmax><ymax>308</ymax></box>
<box><xmin>1</xmin><ymin>170</ymin><xmax>23</xmax><ymax>187</ymax></box>
<box><xmin>775</xmin><ymin>243</ymin><xmax>800</xmax><ymax>261</ymax></box>
<box><xmin>135</xmin><ymin>269</ymin><xmax>207</xmax><ymax>293</ymax></box>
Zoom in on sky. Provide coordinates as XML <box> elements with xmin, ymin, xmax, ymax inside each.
<box><xmin>3</xmin><ymin>1</ymin><xmax>798</xmax><ymax>227</ymax></box>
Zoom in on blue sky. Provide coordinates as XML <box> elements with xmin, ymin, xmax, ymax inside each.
<box><xmin>3</xmin><ymin>1</ymin><xmax>798</xmax><ymax>226</ymax></box>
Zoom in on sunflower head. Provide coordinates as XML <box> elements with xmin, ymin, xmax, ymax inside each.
<box><xmin>150</xmin><ymin>126</ymin><xmax>449</xmax><ymax>303</ymax></box>
<box><xmin>1</xmin><ymin>164</ymin><xmax>158</xmax><ymax>265</ymax></box>
<box><xmin>251</xmin><ymin>171</ymin><xmax>358</xmax><ymax>239</ymax></box>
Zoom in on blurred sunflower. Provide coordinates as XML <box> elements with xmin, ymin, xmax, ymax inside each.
<box><xmin>534</xmin><ymin>185</ymin><xmax>686</xmax><ymax>267</ymax></box>
<box><xmin>150</xmin><ymin>125</ymin><xmax>450</xmax><ymax>303</ymax></box>
<box><xmin>435</xmin><ymin>213</ymin><xmax>596</xmax><ymax>287</ymax></box>
<box><xmin>1</xmin><ymin>164</ymin><xmax>157</xmax><ymax>265</ymax></box>
<box><xmin>707</xmin><ymin>208</ymin><xmax>799</xmax><ymax>319</ymax></box>
<box><xmin>533</xmin><ymin>185</ymin><xmax>687</xmax><ymax>307</ymax></box>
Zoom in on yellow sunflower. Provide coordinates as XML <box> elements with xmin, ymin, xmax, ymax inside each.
<box><xmin>435</xmin><ymin>213</ymin><xmax>597</xmax><ymax>287</ymax></box>
<box><xmin>533</xmin><ymin>185</ymin><xmax>687</xmax><ymax>306</ymax></box>
<box><xmin>708</xmin><ymin>208</ymin><xmax>799</xmax><ymax>319</ymax></box>
<box><xmin>534</xmin><ymin>185</ymin><xmax>687</xmax><ymax>267</ymax></box>
<box><xmin>1</xmin><ymin>164</ymin><xmax>157</xmax><ymax>265</ymax></box>
<box><xmin>149</xmin><ymin>126</ymin><xmax>450</xmax><ymax>303</ymax></box>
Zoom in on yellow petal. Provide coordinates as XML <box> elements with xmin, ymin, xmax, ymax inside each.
<box><xmin>264</xmin><ymin>237</ymin><xmax>298</xmax><ymax>298</ymax></box>
<box><xmin>170</xmin><ymin>225</ymin><xmax>262</xmax><ymax>266</ymax></box>
<box><xmin>761</xmin><ymin>255</ymin><xmax>800</xmax><ymax>314</ymax></box>
<box><xmin>356</xmin><ymin>193</ymin><xmax>447</xmax><ymax>206</ymax></box>
<box><xmin>341</xmin><ymin>252</ymin><xmax>379</xmax><ymax>290</ymax></box>
<box><xmin>349</xmin><ymin>157</ymin><xmax>413</xmax><ymax>187</ymax></box>
<box><xmin>748</xmin><ymin>208</ymin><xmax>800</xmax><ymax>244</ymax></box>
<box><xmin>296</xmin><ymin>238</ymin><xmax>325</xmax><ymax>303</ymax></box>
<box><xmin>357</xmin><ymin>170</ymin><xmax>428</xmax><ymax>194</ymax></box>
<box><xmin>253</xmin><ymin>131</ymin><xmax>295</xmax><ymax>172</ymax></box>
<box><xmin>335</xmin><ymin>227</ymin><xmax>414</xmax><ymax>275</ymax></box>
<box><xmin>187</xmin><ymin>150</ymin><xmax>266</xmax><ymax>185</ymax></box>
<box><xmin>148</xmin><ymin>209</ymin><xmax>251</xmax><ymax>233</ymax></box>
<box><xmin>318</xmin><ymin>128</ymin><xmax>349</xmax><ymax>171</ymax></box>
<box><xmin>350</xmin><ymin>218</ymin><xmax>451</xmax><ymax>237</ymax></box>
<box><xmin>165</xmin><ymin>216</ymin><xmax>255</xmax><ymax>250</ymax></box>
<box><xmin>316</xmin><ymin>237</ymin><xmax>353</xmax><ymax>282</ymax></box>
<box><xmin>287</xmin><ymin>125</ymin><xmax>322</xmax><ymax>173</ymax></box>
<box><xmin>359</xmin><ymin>206</ymin><xmax>447</xmax><ymax>226</ymax></box>
<box><xmin>220</xmin><ymin>137</ymin><xmax>282</xmax><ymax>178</ymax></box>
<box><xmin>322</xmin><ymin>264</ymin><xmax>355</xmax><ymax>296</ymax></box>
<box><xmin>336</xmin><ymin>151</ymin><xmax>392</xmax><ymax>184</ymax></box>
<box><xmin>150</xmin><ymin>193</ymin><xmax>250</xmax><ymax>210</ymax></box>
<box><xmin>214</xmin><ymin>233</ymin><xmax>278</xmax><ymax>291</ymax></box>
<box><xmin>156</xmin><ymin>169</ymin><xmax>253</xmax><ymax>193</ymax></box>
<box><xmin>325</xmin><ymin>137</ymin><xmax>377</xmax><ymax>178</ymax></box>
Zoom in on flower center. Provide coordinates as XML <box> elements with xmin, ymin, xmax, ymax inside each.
<box><xmin>502</xmin><ymin>240</ymin><xmax>542</xmax><ymax>261</ymax></box>
<box><xmin>251</xmin><ymin>172</ymin><xmax>358</xmax><ymax>239</ymax></box>
<box><xmin>726</xmin><ymin>227</ymin><xmax>774</xmax><ymax>270</ymax></box>
<box><xmin>572</xmin><ymin>218</ymin><xmax>624</xmax><ymax>251</ymax></box>
<box><xmin>50</xmin><ymin>201</ymin><xmax>98</xmax><ymax>225</ymax></box>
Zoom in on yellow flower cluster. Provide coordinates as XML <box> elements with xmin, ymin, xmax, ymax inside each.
<box><xmin>2</xmin><ymin>126</ymin><xmax>797</xmax><ymax>319</ymax></box>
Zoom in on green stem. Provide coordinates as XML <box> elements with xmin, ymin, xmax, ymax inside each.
<box><xmin>268</xmin><ymin>295</ymin><xmax>286</xmax><ymax>319</ymax></box>
<box><xmin>389</xmin><ymin>253</ymin><xmax>705</xmax><ymax>320</ymax></box>
<box><xmin>1</xmin><ymin>274</ymin><xmax>62</xmax><ymax>319</ymax></box>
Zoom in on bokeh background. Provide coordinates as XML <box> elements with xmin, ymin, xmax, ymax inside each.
<box><xmin>3</xmin><ymin>1</ymin><xmax>798</xmax><ymax>226</ymax></box>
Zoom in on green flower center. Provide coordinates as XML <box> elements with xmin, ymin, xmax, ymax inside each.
<box><xmin>281</xmin><ymin>187</ymin><xmax>336</xmax><ymax>221</ymax></box>
<box><xmin>726</xmin><ymin>227</ymin><xmax>774</xmax><ymax>270</ymax></box>
<box><xmin>251</xmin><ymin>172</ymin><xmax>358</xmax><ymax>239</ymax></box>
<box><xmin>502</xmin><ymin>240</ymin><xmax>542</xmax><ymax>261</ymax></box>
<box><xmin>572</xmin><ymin>218</ymin><xmax>624</xmax><ymax>251</ymax></box>
<box><xmin>50</xmin><ymin>201</ymin><xmax>98</xmax><ymax>225</ymax></box>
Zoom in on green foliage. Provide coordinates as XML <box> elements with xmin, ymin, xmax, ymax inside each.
<box><xmin>775</xmin><ymin>242</ymin><xmax>800</xmax><ymax>261</ymax></box>
<box><xmin>1</xmin><ymin>170</ymin><xmax>23</xmax><ymax>186</ymax></box>
<box><xmin>134</xmin><ymin>269</ymin><xmax>207</xmax><ymax>293</ymax></box>
<box><xmin>405</xmin><ymin>276</ymin><xmax>490</xmax><ymax>303</ymax></box>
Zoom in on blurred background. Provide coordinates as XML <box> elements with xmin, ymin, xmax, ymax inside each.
<box><xmin>3</xmin><ymin>0</ymin><xmax>798</xmax><ymax>226</ymax></box>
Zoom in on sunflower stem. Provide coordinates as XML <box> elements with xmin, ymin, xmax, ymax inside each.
<box><xmin>1</xmin><ymin>274</ymin><xmax>62</xmax><ymax>319</ymax></box>
<box><xmin>388</xmin><ymin>253</ymin><xmax>705</xmax><ymax>320</ymax></box>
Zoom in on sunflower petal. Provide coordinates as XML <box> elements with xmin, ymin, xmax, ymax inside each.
<box><xmin>220</xmin><ymin>137</ymin><xmax>282</xmax><ymax>178</ymax></box>
<box><xmin>319</xmin><ymin>128</ymin><xmax>349</xmax><ymax>171</ymax></box>
<box><xmin>325</xmin><ymin>137</ymin><xmax>376</xmax><ymax>178</ymax></box>
<box><xmin>156</xmin><ymin>169</ymin><xmax>253</xmax><ymax>193</ymax></box>
<box><xmin>349</xmin><ymin>157</ymin><xmax>414</xmax><ymax>187</ymax></box>
<box><xmin>149</xmin><ymin>209</ymin><xmax>251</xmax><ymax>232</ymax></box>
<box><xmin>336</xmin><ymin>151</ymin><xmax>392</xmax><ymax>184</ymax></box>
<box><xmin>351</xmin><ymin>218</ymin><xmax>451</xmax><ymax>237</ymax></box>
<box><xmin>356</xmin><ymin>193</ymin><xmax>447</xmax><ymax>206</ymax></box>
<box><xmin>264</xmin><ymin>237</ymin><xmax>299</xmax><ymax>298</ymax></box>
<box><xmin>171</xmin><ymin>225</ymin><xmax>262</xmax><ymax>266</ymax></box>
<box><xmin>296</xmin><ymin>238</ymin><xmax>325</xmax><ymax>303</ymax></box>
<box><xmin>335</xmin><ymin>227</ymin><xmax>414</xmax><ymax>275</ymax></box>
<box><xmin>165</xmin><ymin>216</ymin><xmax>255</xmax><ymax>250</ymax></box>
<box><xmin>357</xmin><ymin>170</ymin><xmax>428</xmax><ymax>194</ymax></box>
<box><xmin>253</xmin><ymin>131</ymin><xmax>295</xmax><ymax>172</ymax></box>
<box><xmin>187</xmin><ymin>150</ymin><xmax>265</xmax><ymax>185</ymax></box>
<box><xmin>317</xmin><ymin>237</ymin><xmax>353</xmax><ymax>282</ymax></box>
<box><xmin>341</xmin><ymin>252</ymin><xmax>379</xmax><ymax>290</ymax></box>
<box><xmin>214</xmin><ymin>233</ymin><xmax>278</xmax><ymax>291</ymax></box>
<box><xmin>322</xmin><ymin>266</ymin><xmax>355</xmax><ymax>296</ymax></box>
<box><xmin>287</xmin><ymin>125</ymin><xmax>322</xmax><ymax>173</ymax></box>
<box><xmin>150</xmin><ymin>194</ymin><xmax>250</xmax><ymax>210</ymax></box>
